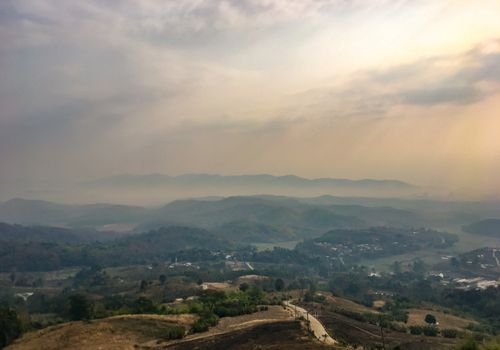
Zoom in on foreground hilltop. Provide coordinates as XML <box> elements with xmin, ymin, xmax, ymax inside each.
<box><xmin>6</xmin><ymin>309</ymin><xmax>341</xmax><ymax>350</ymax></box>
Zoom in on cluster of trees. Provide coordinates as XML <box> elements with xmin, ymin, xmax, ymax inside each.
<box><xmin>0</xmin><ymin>284</ymin><xmax>269</xmax><ymax>343</ymax></box>
<box><xmin>0</xmin><ymin>307</ymin><xmax>23</xmax><ymax>348</ymax></box>
<box><xmin>0</xmin><ymin>227</ymin><xmax>230</xmax><ymax>272</ymax></box>
<box><xmin>440</xmin><ymin>287</ymin><xmax>500</xmax><ymax>332</ymax></box>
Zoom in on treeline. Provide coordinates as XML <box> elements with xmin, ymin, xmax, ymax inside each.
<box><xmin>0</xmin><ymin>226</ymin><xmax>230</xmax><ymax>271</ymax></box>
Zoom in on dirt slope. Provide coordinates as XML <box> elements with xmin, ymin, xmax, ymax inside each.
<box><xmin>6</xmin><ymin>315</ymin><xmax>195</xmax><ymax>350</ymax></box>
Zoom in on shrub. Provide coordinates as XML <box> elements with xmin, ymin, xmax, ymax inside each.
<box><xmin>132</xmin><ymin>297</ymin><xmax>156</xmax><ymax>314</ymax></box>
<box><xmin>388</xmin><ymin>322</ymin><xmax>407</xmax><ymax>333</ymax></box>
<box><xmin>68</xmin><ymin>294</ymin><xmax>94</xmax><ymax>320</ymax></box>
<box><xmin>409</xmin><ymin>326</ymin><xmax>423</xmax><ymax>335</ymax></box>
<box><xmin>187</xmin><ymin>302</ymin><xmax>204</xmax><ymax>314</ymax></box>
<box><xmin>441</xmin><ymin>328</ymin><xmax>458</xmax><ymax>338</ymax></box>
<box><xmin>192</xmin><ymin>313</ymin><xmax>219</xmax><ymax>333</ymax></box>
<box><xmin>163</xmin><ymin>325</ymin><xmax>185</xmax><ymax>340</ymax></box>
<box><xmin>422</xmin><ymin>326</ymin><xmax>438</xmax><ymax>337</ymax></box>
<box><xmin>191</xmin><ymin>319</ymin><xmax>209</xmax><ymax>333</ymax></box>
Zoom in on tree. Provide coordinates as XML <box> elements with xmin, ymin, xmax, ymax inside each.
<box><xmin>68</xmin><ymin>294</ymin><xmax>94</xmax><ymax>321</ymax></box>
<box><xmin>274</xmin><ymin>278</ymin><xmax>285</xmax><ymax>292</ymax></box>
<box><xmin>424</xmin><ymin>313</ymin><xmax>437</xmax><ymax>325</ymax></box>
<box><xmin>247</xmin><ymin>286</ymin><xmax>264</xmax><ymax>304</ymax></box>
<box><xmin>159</xmin><ymin>274</ymin><xmax>167</xmax><ymax>285</ymax></box>
<box><xmin>133</xmin><ymin>297</ymin><xmax>156</xmax><ymax>313</ymax></box>
<box><xmin>239</xmin><ymin>282</ymin><xmax>249</xmax><ymax>292</ymax></box>
<box><xmin>412</xmin><ymin>258</ymin><xmax>426</xmax><ymax>275</ymax></box>
<box><xmin>441</xmin><ymin>329</ymin><xmax>458</xmax><ymax>338</ymax></box>
<box><xmin>198</xmin><ymin>290</ymin><xmax>225</xmax><ymax>312</ymax></box>
<box><xmin>0</xmin><ymin>307</ymin><xmax>23</xmax><ymax>348</ymax></box>
<box><xmin>303</xmin><ymin>290</ymin><xmax>314</xmax><ymax>302</ymax></box>
<box><xmin>422</xmin><ymin>325</ymin><xmax>438</xmax><ymax>336</ymax></box>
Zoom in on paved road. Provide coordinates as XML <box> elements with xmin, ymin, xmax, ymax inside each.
<box><xmin>284</xmin><ymin>301</ymin><xmax>337</xmax><ymax>345</ymax></box>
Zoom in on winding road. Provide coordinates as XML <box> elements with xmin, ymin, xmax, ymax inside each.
<box><xmin>284</xmin><ymin>301</ymin><xmax>337</xmax><ymax>345</ymax></box>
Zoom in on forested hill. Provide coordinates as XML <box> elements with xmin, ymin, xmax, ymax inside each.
<box><xmin>0</xmin><ymin>226</ymin><xmax>230</xmax><ymax>271</ymax></box>
<box><xmin>0</xmin><ymin>222</ymin><xmax>124</xmax><ymax>243</ymax></box>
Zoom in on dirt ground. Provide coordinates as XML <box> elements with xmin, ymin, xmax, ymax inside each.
<box><xmin>200</xmin><ymin>281</ymin><xmax>234</xmax><ymax>291</ymax></box>
<box><xmin>152</xmin><ymin>305</ymin><xmax>293</xmax><ymax>347</ymax></box>
<box><xmin>8</xmin><ymin>307</ymin><xmax>294</xmax><ymax>350</ymax></box>
<box><xmin>159</xmin><ymin>320</ymin><xmax>345</xmax><ymax>350</ymax></box>
<box><xmin>301</xmin><ymin>302</ymin><xmax>461</xmax><ymax>350</ymax></box>
<box><xmin>324</xmin><ymin>294</ymin><xmax>380</xmax><ymax>314</ymax></box>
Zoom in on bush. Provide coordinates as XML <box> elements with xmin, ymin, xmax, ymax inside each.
<box><xmin>442</xmin><ymin>328</ymin><xmax>458</xmax><ymax>338</ymax></box>
<box><xmin>187</xmin><ymin>302</ymin><xmax>204</xmax><ymax>314</ymax></box>
<box><xmin>422</xmin><ymin>325</ymin><xmax>438</xmax><ymax>337</ymax></box>
<box><xmin>388</xmin><ymin>322</ymin><xmax>407</xmax><ymax>333</ymax></box>
<box><xmin>163</xmin><ymin>325</ymin><xmax>185</xmax><ymax>340</ymax></box>
<box><xmin>68</xmin><ymin>294</ymin><xmax>94</xmax><ymax>320</ymax></box>
<box><xmin>191</xmin><ymin>319</ymin><xmax>209</xmax><ymax>333</ymax></box>
<box><xmin>409</xmin><ymin>326</ymin><xmax>423</xmax><ymax>335</ymax></box>
<box><xmin>191</xmin><ymin>313</ymin><xmax>219</xmax><ymax>333</ymax></box>
<box><xmin>132</xmin><ymin>297</ymin><xmax>156</xmax><ymax>314</ymax></box>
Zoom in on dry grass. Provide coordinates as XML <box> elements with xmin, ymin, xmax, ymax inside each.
<box><xmin>7</xmin><ymin>307</ymin><xmax>293</xmax><ymax>350</ymax></box>
<box><xmin>108</xmin><ymin>313</ymin><xmax>198</xmax><ymax>325</ymax></box>
<box><xmin>325</xmin><ymin>294</ymin><xmax>380</xmax><ymax>314</ymax></box>
<box><xmin>6</xmin><ymin>315</ymin><xmax>192</xmax><ymax>350</ymax></box>
<box><xmin>406</xmin><ymin>308</ymin><xmax>477</xmax><ymax>330</ymax></box>
<box><xmin>200</xmin><ymin>282</ymin><xmax>234</xmax><ymax>291</ymax></box>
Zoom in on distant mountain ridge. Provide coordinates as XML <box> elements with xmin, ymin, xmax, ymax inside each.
<box><xmin>84</xmin><ymin>173</ymin><xmax>416</xmax><ymax>190</ymax></box>
<box><xmin>0</xmin><ymin>198</ymin><xmax>146</xmax><ymax>226</ymax></box>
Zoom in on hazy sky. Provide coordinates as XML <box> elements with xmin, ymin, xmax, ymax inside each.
<box><xmin>1</xmin><ymin>0</ymin><xmax>500</xmax><ymax>199</ymax></box>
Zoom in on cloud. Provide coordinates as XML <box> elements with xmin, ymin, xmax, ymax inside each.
<box><xmin>399</xmin><ymin>85</ymin><xmax>482</xmax><ymax>106</ymax></box>
<box><xmin>293</xmin><ymin>39</ymin><xmax>500</xmax><ymax>119</ymax></box>
<box><xmin>386</xmin><ymin>40</ymin><xmax>500</xmax><ymax>105</ymax></box>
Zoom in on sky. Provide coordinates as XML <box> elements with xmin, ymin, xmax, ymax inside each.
<box><xmin>1</xmin><ymin>0</ymin><xmax>500</xmax><ymax>200</ymax></box>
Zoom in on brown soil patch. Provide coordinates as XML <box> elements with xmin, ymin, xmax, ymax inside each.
<box><xmin>324</xmin><ymin>294</ymin><xmax>380</xmax><ymax>314</ymax></box>
<box><xmin>6</xmin><ymin>315</ymin><xmax>190</xmax><ymax>350</ymax></box>
<box><xmin>159</xmin><ymin>320</ymin><xmax>345</xmax><ymax>350</ymax></box>
<box><xmin>406</xmin><ymin>308</ymin><xmax>477</xmax><ymax>330</ymax></box>
<box><xmin>302</xmin><ymin>302</ymin><xmax>461</xmax><ymax>350</ymax></box>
